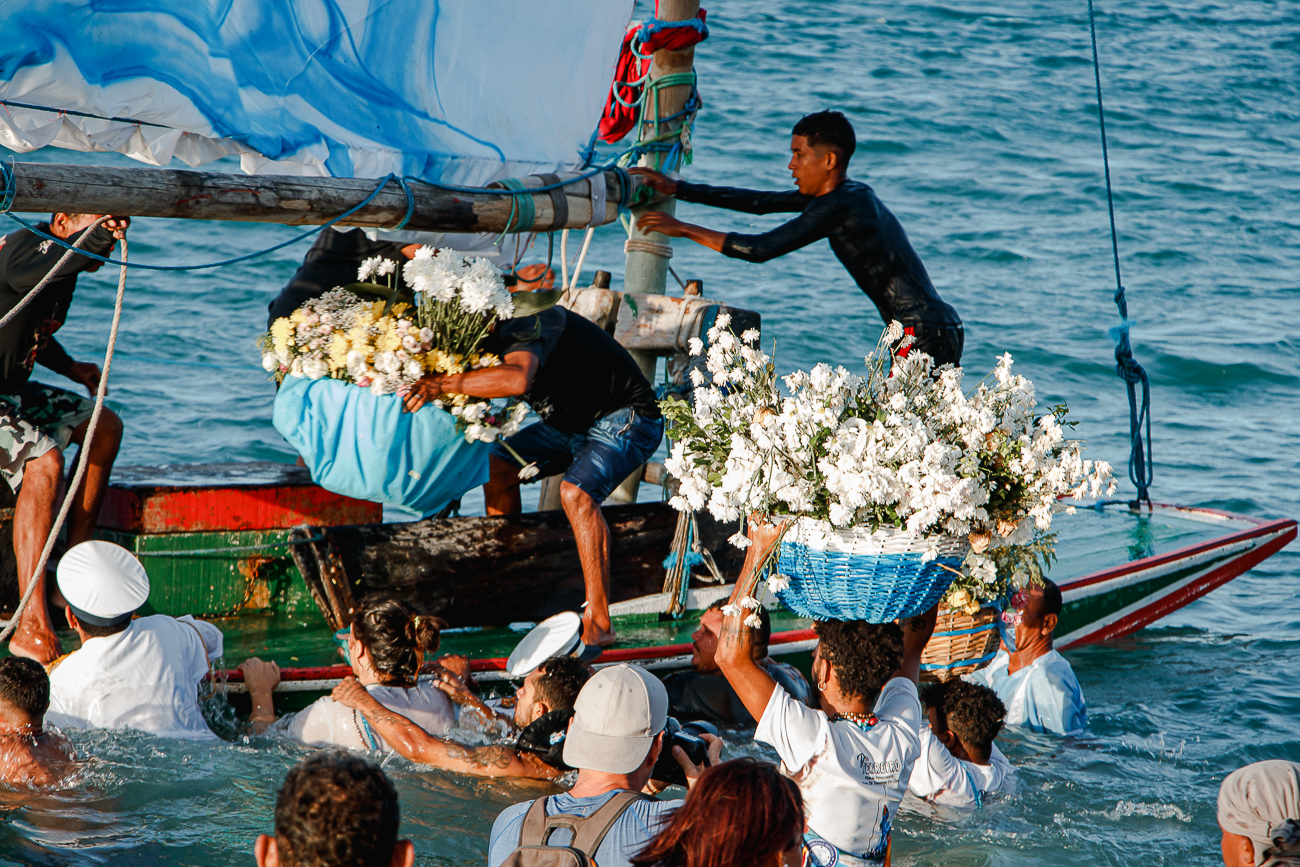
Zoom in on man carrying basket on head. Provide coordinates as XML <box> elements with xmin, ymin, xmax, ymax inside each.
<box><xmin>402</xmin><ymin>295</ymin><xmax>663</xmax><ymax>648</ymax></box>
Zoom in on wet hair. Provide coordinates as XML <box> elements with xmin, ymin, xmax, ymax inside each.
<box><xmin>351</xmin><ymin>593</ymin><xmax>446</xmax><ymax>686</ymax></box>
<box><xmin>632</xmin><ymin>757</ymin><xmax>803</xmax><ymax>867</ymax></box>
<box><xmin>534</xmin><ymin>656</ymin><xmax>592</xmax><ymax>712</ymax></box>
<box><xmin>814</xmin><ymin>620</ymin><xmax>903</xmax><ymax>701</ymax></box>
<box><xmin>792</xmin><ymin>110</ymin><xmax>856</xmax><ymax>163</ymax></box>
<box><xmin>274</xmin><ymin>752</ymin><xmax>400</xmax><ymax>867</ymax></box>
<box><xmin>708</xmin><ymin>597</ymin><xmax>772</xmax><ymax>649</ymax></box>
<box><xmin>0</xmin><ymin>657</ymin><xmax>50</xmax><ymax>718</ymax></box>
<box><xmin>921</xmin><ymin>679</ymin><xmax>1005</xmax><ymax>757</ymax></box>
<box><xmin>1038</xmin><ymin>579</ymin><xmax>1063</xmax><ymax>618</ymax></box>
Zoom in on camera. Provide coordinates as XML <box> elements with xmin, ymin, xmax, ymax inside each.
<box><xmin>651</xmin><ymin>718</ymin><xmax>717</xmax><ymax>787</ymax></box>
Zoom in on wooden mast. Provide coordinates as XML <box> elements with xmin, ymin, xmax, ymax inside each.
<box><xmin>4</xmin><ymin>162</ymin><xmax>635</xmax><ymax>234</ymax></box>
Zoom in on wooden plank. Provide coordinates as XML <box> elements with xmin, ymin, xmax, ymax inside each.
<box><xmin>324</xmin><ymin>502</ymin><xmax>744</xmax><ymax>627</ymax></box>
<box><xmin>99</xmin><ymin>462</ymin><xmax>380</xmax><ymax>533</ymax></box>
<box><xmin>6</xmin><ymin>162</ymin><xmax>636</xmax><ymax>233</ymax></box>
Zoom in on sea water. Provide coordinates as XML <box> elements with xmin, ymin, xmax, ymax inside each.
<box><xmin>3</xmin><ymin>0</ymin><xmax>1298</xmax><ymax>863</ymax></box>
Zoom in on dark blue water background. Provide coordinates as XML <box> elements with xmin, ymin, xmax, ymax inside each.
<box><xmin>3</xmin><ymin>0</ymin><xmax>1298</xmax><ymax>864</ymax></box>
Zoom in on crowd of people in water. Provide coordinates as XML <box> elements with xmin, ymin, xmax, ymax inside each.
<box><xmin>1</xmin><ymin>539</ymin><xmax>1296</xmax><ymax>867</ymax></box>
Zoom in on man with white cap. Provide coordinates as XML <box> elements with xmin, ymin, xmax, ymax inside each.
<box><xmin>487</xmin><ymin>663</ymin><xmax>721</xmax><ymax>867</ymax></box>
<box><xmin>44</xmin><ymin>540</ymin><xmax>224</xmax><ymax>740</ymax></box>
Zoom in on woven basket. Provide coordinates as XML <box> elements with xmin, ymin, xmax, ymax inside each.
<box><xmin>773</xmin><ymin>518</ymin><xmax>969</xmax><ymax>623</ymax></box>
<box><xmin>920</xmin><ymin>605</ymin><xmax>1002</xmax><ymax>682</ymax></box>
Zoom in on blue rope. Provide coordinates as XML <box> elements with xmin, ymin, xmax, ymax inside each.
<box><xmin>1087</xmin><ymin>0</ymin><xmax>1153</xmax><ymax>505</ymax></box>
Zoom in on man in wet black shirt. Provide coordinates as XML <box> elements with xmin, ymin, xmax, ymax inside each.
<box><xmin>0</xmin><ymin>214</ymin><xmax>128</xmax><ymax>662</ymax></box>
<box><xmin>633</xmin><ymin>110</ymin><xmax>964</xmax><ymax>366</ymax></box>
<box><xmin>401</xmin><ymin>303</ymin><xmax>664</xmax><ymax>646</ymax></box>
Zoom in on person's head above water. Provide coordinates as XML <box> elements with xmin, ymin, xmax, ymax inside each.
<box><xmin>347</xmin><ymin>593</ymin><xmax>447</xmax><ymax>687</ymax></box>
<box><xmin>511</xmin><ymin>654</ymin><xmax>592</xmax><ymax>728</ymax></box>
<box><xmin>57</xmin><ymin>541</ymin><xmax>150</xmax><ymax>640</ymax></box>
<box><xmin>789</xmin><ymin>110</ymin><xmax>857</xmax><ymax>196</ymax></box>
<box><xmin>811</xmin><ymin>619</ymin><xmax>902</xmax><ymax>714</ymax></box>
<box><xmin>922</xmin><ymin>678</ymin><xmax>1006</xmax><ymax>765</ymax></box>
<box><xmin>0</xmin><ymin>657</ymin><xmax>49</xmax><ymax>734</ymax></box>
<box><xmin>255</xmin><ymin>751</ymin><xmax>413</xmax><ymax>867</ymax></box>
<box><xmin>1217</xmin><ymin>759</ymin><xmax>1300</xmax><ymax>867</ymax></box>
<box><xmin>692</xmin><ymin>599</ymin><xmax>771</xmax><ymax>672</ymax></box>
<box><xmin>1013</xmin><ymin>579</ymin><xmax>1064</xmax><ymax>656</ymax></box>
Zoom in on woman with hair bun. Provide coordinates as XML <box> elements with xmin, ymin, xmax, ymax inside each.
<box><xmin>239</xmin><ymin>593</ymin><xmax>456</xmax><ymax>752</ymax></box>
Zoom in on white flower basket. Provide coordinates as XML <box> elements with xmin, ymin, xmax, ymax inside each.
<box><xmin>773</xmin><ymin>518</ymin><xmax>970</xmax><ymax>623</ymax></box>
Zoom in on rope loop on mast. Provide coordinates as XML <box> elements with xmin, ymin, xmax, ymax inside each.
<box><xmin>1087</xmin><ymin>0</ymin><xmax>1153</xmax><ymax>505</ymax></box>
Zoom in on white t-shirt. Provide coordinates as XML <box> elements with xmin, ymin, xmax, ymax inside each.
<box><xmin>755</xmin><ymin>678</ymin><xmax>922</xmax><ymax>859</ymax></box>
<box><xmin>964</xmin><ymin>649</ymin><xmax>1087</xmax><ymax>736</ymax></box>
<box><xmin>46</xmin><ymin>614</ymin><xmax>223</xmax><ymax>740</ymax></box>
<box><xmin>279</xmin><ymin>678</ymin><xmax>456</xmax><ymax>752</ymax></box>
<box><xmin>907</xmin><ymin>725</ymin><xmax>1013</xmax><ymax>808</ymax></box>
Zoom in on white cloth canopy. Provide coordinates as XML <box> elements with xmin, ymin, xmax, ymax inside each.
<box><xmin>0</xmin><ymin>1</ymin><xmax>633</xmax><ymax>183</ymax></box>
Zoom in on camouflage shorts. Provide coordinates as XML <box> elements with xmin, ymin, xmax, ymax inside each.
<box><xmin>0</xmin><ymin>382</ymin><xmax>95</xmax><ymax>492</ymax></box>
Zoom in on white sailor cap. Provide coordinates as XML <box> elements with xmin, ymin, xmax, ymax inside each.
<box><xmin>56</xmin><ymin>541</ymin><xmax>150</xmax><ymax>627</ymax></box>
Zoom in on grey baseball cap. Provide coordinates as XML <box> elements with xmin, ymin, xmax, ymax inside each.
<box><xmin>562</xmin><ymin>664</ymin><xmax>669</xmax><ymax>774</ymax></box>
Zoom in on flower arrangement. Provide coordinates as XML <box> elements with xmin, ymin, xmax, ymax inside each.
<box><xmin>260</xmin><ymin>248</ymin><xmax>528</xmax><ymax>443</ymax></box>
<box><xmin>661</xmin><ymin>317</ymin><xmax>1115</xmax><ymax>612</ymax></box>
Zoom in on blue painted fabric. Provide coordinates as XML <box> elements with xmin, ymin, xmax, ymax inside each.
<box><xmin>272</xmin><ymin>376</ymin><xmax>487</xmax><ymax>515</ymax></box>
<box><xmin>0</xmin><ymin>1</ymin><xmax>633</xmax><ymax>180</ymax></box>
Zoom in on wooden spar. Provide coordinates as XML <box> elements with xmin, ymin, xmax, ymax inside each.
<box><xmin>3</xmin><ymin>161</ymin><xmax>640</xmax><ymax>234</ymax></box>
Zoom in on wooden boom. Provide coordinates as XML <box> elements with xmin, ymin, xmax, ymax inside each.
<box><xmin>4</xmin><ymin>161</ymin><xmax>638</xmax><ymax>233</ymax></box>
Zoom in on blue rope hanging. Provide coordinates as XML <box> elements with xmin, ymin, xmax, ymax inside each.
<box><xmin>1087</xmin><ymin>0</ymin><xmax>1153</xmax><ymax>505</ymax></box>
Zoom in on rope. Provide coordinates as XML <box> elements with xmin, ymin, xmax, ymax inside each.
<box><xmin>129</xmin><ymin>534</ymin><xmax>324</xmax><ymax>558</ymax></box>
<box><xmin>0</xmin><ymin>220</ymin><xmax>126</xmax><ymax>647</ymax></box>
<box><xmin>624</xmin><ymin>237</ymin><xmax>673</xmax><ymax>259</ymax></box>
<box><xmin>1087</xmin><ymin>0</ymin><xmax>1153</xmax><ymax>505</ymax></box>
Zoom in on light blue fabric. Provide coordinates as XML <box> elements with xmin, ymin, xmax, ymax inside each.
<box><xmin>964</xmin><ymin>649</ymin><xmax>1088</xmax><ymax>737</ymax></box>
<box><xmin>488</xmin><ymin>791</ymin><xmax>680</xmax><ymax>867</ymax></box>
<box><xmin>272</xmin><ymin>376</ymin><xmax>487</xmax><ymax>515</ymax></box>
<box><xmin>0</xmin><ymin>1</ymin><xmax>633</xmax><ymax>181</ymax></box>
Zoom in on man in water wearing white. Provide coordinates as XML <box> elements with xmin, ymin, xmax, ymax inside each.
<box><xmin>45</xmin><ymin>541</ymin><xmax>223</xmax><ymax>739</ymax></box>
<box><xmin>964</xmin><ymin>579</ymin><xmax>1087</xmax><ymax>736</ymax></box>
<box><xmin>907</xmin><ymin>678</ymin><xmax>1014</xmax><ymax>808</ymax></box>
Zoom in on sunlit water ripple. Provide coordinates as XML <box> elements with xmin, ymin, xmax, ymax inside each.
<box><xmin>2</xmin><ymin>0</ymin><xmax>1298</xmax><ymax>864</ymax></box>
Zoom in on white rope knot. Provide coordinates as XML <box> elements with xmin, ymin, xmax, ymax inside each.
<box><xmin>624</xmin><ymin>238</ymin><xmax>673</xmax><ymax>259</ymax></box>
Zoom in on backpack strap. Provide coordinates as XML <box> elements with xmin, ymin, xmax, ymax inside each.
<box><xmin>517</xmin><ymin>797</ymin><xmax>553</xmax><ymax>847</ymax></box>
<box><xmin>569</xmin><ymin>792</ymin><xmax>651</xmax><ymax>857</ymax></box>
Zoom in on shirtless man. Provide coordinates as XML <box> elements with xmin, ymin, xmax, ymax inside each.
<box><xmin>0</xmin><ymin>657</ymin><xmax>75</xmax><ymax>788</ymax></box>
<box><xmin>633</xmin><ymin>110</ymin><xmax>964</xmax><ymax>366</ymax></box>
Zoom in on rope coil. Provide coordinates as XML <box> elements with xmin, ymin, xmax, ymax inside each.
<box><xmin>1087</xmin><ymin>0</ymin><xmax>1153</xmax><ymax>505</ymax></box>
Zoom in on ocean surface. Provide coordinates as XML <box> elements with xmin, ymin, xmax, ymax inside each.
<box><xmin>3</xmin><ymin>0</ymin><xmax>1299</xmax><ymax>864</ymax></box>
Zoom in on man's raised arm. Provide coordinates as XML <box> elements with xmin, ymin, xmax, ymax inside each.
<box><xmin>331</xmin><ymin>678</ymin><xmax>560</xmax><ymax>779</ymax></box>
<box><xmin>630</xmin><ymin>168</ymin><xmax>808</xmax><ymax>215</ymax></box>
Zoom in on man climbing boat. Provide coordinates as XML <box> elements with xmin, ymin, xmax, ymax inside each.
<box><xmin>401</xmin><ymin>296</ymin><xmax>665</xmax><ymax>647</ymax></box>
<box><xmin>632</xmin><ymin>110</ymin><xmax>965</xmax><ymax>366</ymax></box>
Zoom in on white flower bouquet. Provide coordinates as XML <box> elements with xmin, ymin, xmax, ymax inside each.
<box><xmin>261</xmin><ymin>248</ymin><xmax>528</xmax><ymax>444</ymax></box>
<box><xmin>661</xmin><ymin>317</ymin><xmax>1115</xmax><ymax>619</ymax></box>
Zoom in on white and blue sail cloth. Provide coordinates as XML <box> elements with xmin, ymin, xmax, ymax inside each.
<box><xmin>0</xmin><ymin>0</ymin><xmax>633</xmax><ymax>182</ymax></box>
<box><xmin>964</xmin><ymin>649</ymin><xmax>1088</xmax><ymax>737</ymax></box>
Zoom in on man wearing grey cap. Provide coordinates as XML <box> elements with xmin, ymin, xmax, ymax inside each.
<box><xmin>44</xmin><ymin>540</ymin><xmax>224</xmax><ymax>740</ymax></box>
<box><xmin>487</xmin><ymin>664</ymin><xmax>721</xmax><ymax>867</ymax></box>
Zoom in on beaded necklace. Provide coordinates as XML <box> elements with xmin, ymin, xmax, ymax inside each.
<box><xmin>831</xmin><ymin>711</ymin><xmax>879</xmax><ymax>731</ymax></box>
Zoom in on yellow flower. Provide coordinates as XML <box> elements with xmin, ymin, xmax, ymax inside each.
<box><xmin>390</xmin><ymin>302</ymin><xmax>411</xmax><ymax>318</ymax></box>
<box><xmin>289</xmin><ymin>309</ymin><xmax>306</xmax><ymax>324</ymax></box>
<box><xmin>328</xmin><ymin>333</ymin><xmax>351</xmax><ymax>370</ymax></box>
<box><xmin>964</xmin><ymin>601</ymin><xmax>982</xmax><ymax>616</ymax></box>
<box><xmin>271</xmin><ymin>318</ymin><xmax>294</xmax><ymax>355</ymax></box>
<box><xmin>376</xmin><ymin>319</ymin><xmax>402</xmax><ymax>352</ymax></box>
<box><xmin>948</xmin><ymin>588</ymin><xmax>971</xmax><ymax>609</ymax></box>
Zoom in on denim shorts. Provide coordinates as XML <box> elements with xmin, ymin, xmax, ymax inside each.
<box><xmin>490</xmin><ymin>407</ymin><xmax>665</xmax><ymax>503</ymax></box>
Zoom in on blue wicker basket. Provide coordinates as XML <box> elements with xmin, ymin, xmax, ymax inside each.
<box><xmin>773</xmin><ymin>518</ymin><xmax>968</xmax><ymax>623</ymax></box>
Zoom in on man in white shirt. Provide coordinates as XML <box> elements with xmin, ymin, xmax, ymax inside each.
<box><xmin>715</xmin><ymin>523</ymin><xmax>936</xmax><ymax>866</ymax></box>
<box><xmin>964</xmin><ymin>579</ymin><xmax>1087</xmax><ymax>736</ymax></box>
<box><xmin>45</xmin><ymin>541</ymin><xmax>223</xmax><ymax>740</ymax></box>
<box><xmin>908</xmin><ymin>678</ymin><xmax>1014</xmax><ymax>808</ymax></box>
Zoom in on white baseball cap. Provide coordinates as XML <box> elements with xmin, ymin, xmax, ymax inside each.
<box><xmin>562</xmin><ymin>664</ymin><xmax>668</xmax><ymax>774</ymax></box>
<box><xmin>57</xmin><ymin>541</ymin><xmax>149</xmax><ymax>627</ymax></box>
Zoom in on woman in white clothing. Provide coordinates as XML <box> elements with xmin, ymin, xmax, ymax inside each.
<box><xmin>715</xmin><ymin>521</ymin><xmax>936</xmax><ymax>867</ymax></box>
<box><xmin>240</xmin><ymin>593</ymin><xmax>457</xmax><ymax>752</ymax></box>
